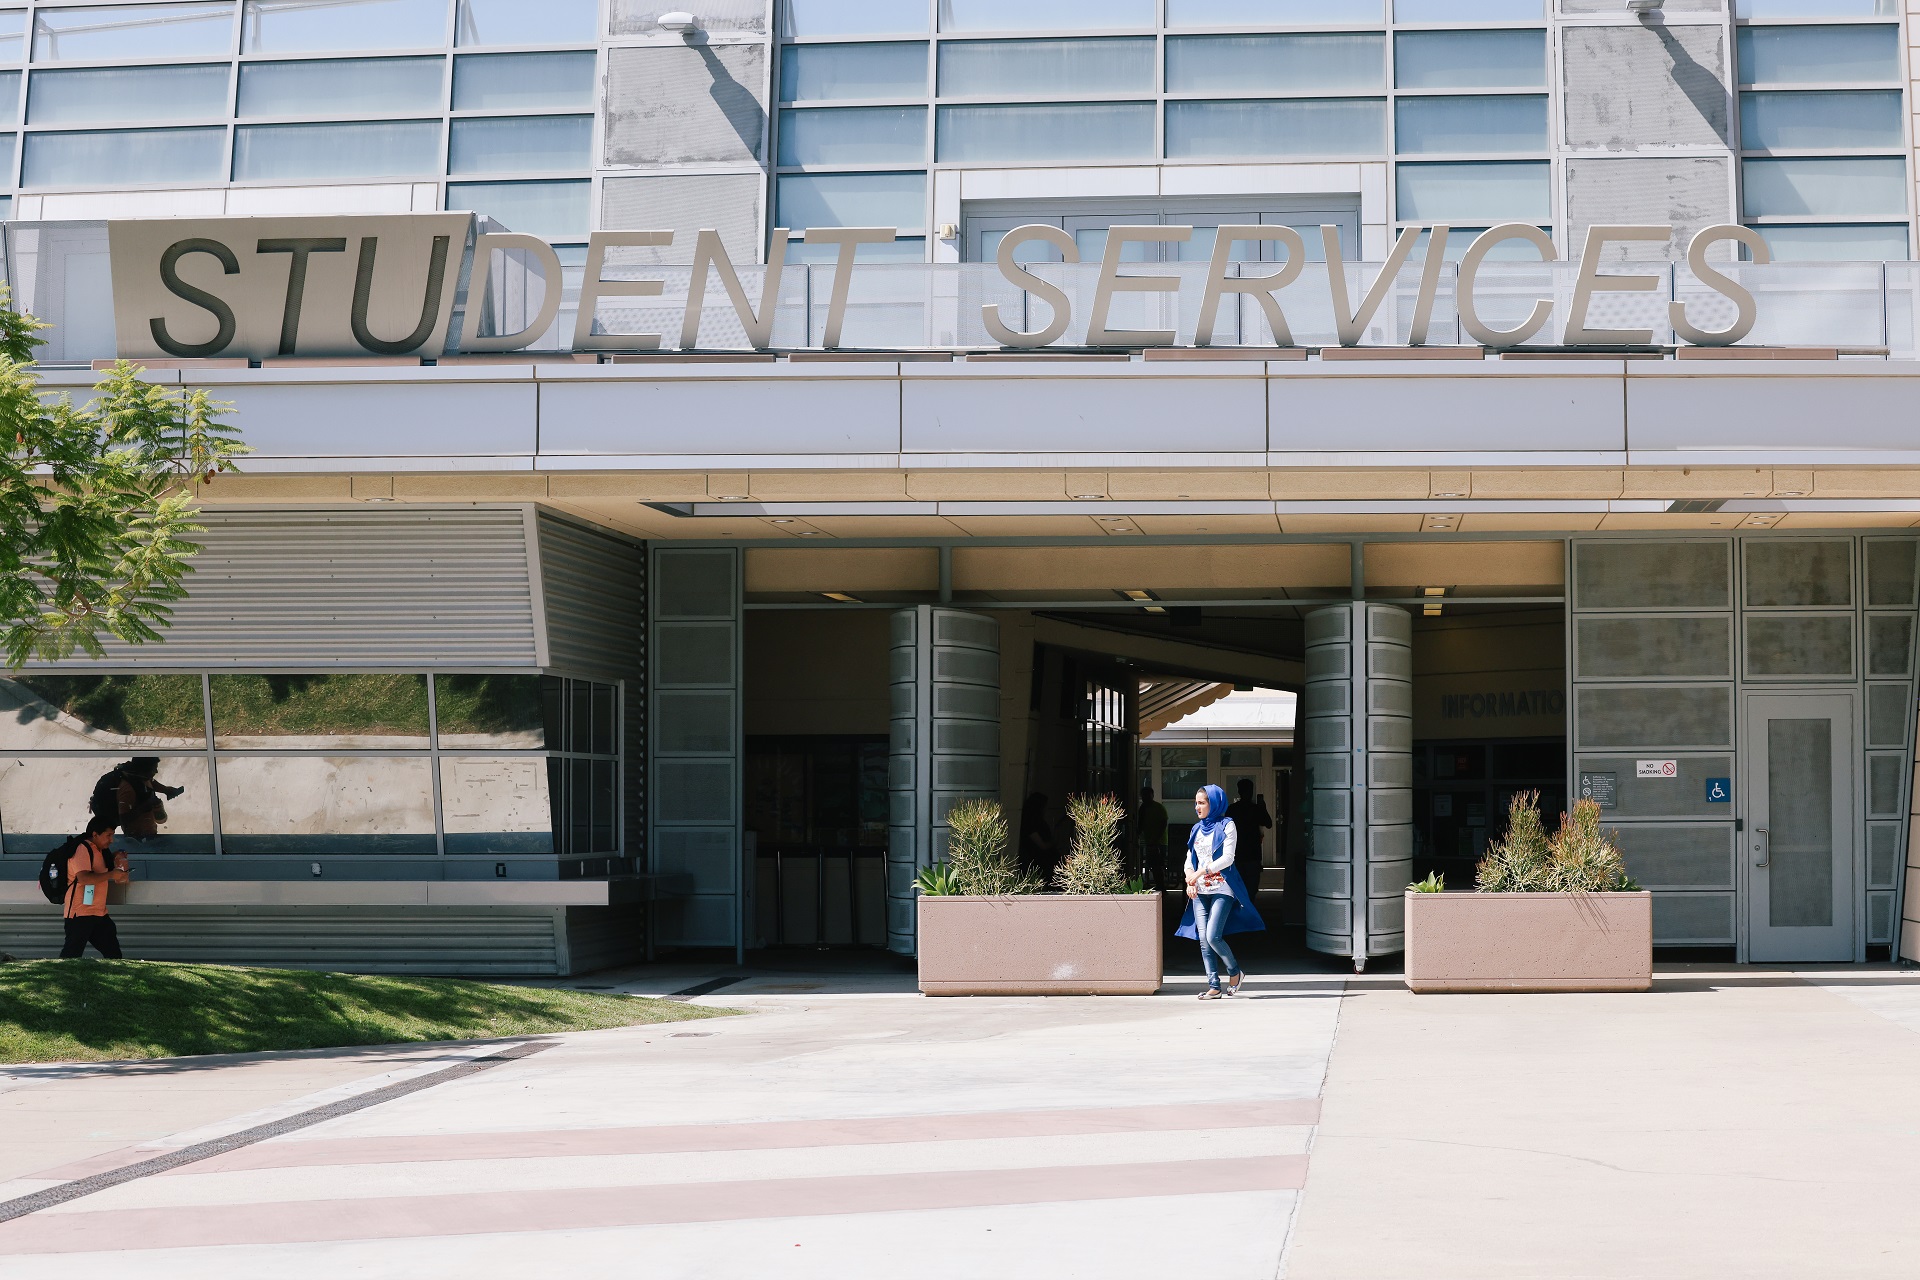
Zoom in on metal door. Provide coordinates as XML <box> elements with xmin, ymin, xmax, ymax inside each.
<box><xmin>1744</xmin><ymin>693</ymin><xmax>1856</xmax><ymax>962</ymax></box>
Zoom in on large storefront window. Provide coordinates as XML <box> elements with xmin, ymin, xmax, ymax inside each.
<box><xmin>0</xmin><ymin>672</ymin><xmax>622</xmax><ymax>867</ymax></box>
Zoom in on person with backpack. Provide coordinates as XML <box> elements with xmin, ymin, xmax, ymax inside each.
<box><xmin>90</xmin><ymin>757</ymin><xmax>184</xmax><ymax>841</ymax></box>
<box><xmin>43</xmin><ymin>816</ymin><xmax>130</xmax><ymax>959</ymax></box>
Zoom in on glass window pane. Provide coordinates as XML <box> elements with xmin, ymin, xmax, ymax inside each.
<box><xmin>433</xmin><ymin>675</ymin><xmax>554</xmax><ymax>748</ymax></box>
<box><xmin>33</xmin><ymin>3</ymin><xmax>233</xmax><ymax>61</ymax></box>
<box><xmin>446</xmin><ymin>179</ymin><xmax>590</xmax><ymax>240</ymax></box>
<box><xmin>1767</xmin><ymin>718</ymin><xmax>1834</xmax><ymax>928</ymax></box>
<box><xmin>1740</xmin><ymin>90</ymin><xmax>1901</xmax><ymax>150</ymax></box>
<box><xmin>0</xmin><ymin>132</ymin><xmax>15</xmax><ymax>177</ymax></box>
<box><xmin>217</xmin><ymin>755</ymin><xmax>436</xmax><ymax>855</ymax></box>
<box><xmin>1743</xmin><ymin>156</ymin><xmax>1906</xmax><ymax>217</ymax></box>
<box><xmin>1753</xmin><ymin>223</ymin><xmax>1908</xmax><ymax>261</ymax></box>
<box><xmin>454</xmin><ymin>51</ymin><xmax>594</xmax><ymax>110</ymax></box>
<box><xmin>1737</xmin><ymin>25</ymin><xmax>1899</xmax><ymax>84</ymax></box>
<box><xmin>784</xmin><ymin>0</ymin><xmax>928</xmax><ymax>37</ymax></box>
<box><xmin>0</xmin><ymin>755</ymin><xmax>213</xmax><ymax>856</ymax></box>
<box><xmin>787</xmin><ymin>235</ymin><xmax>926</xmax><ymax>262</ymax></box>
<box><xmin>1413</xmin><ymin>225</ymin><xmax>1549</xmax><ymax>261</ymax></box>
<box><xmin>1396</xmin><ymin>30</ymin><xmax>1545</xmax><ymax>89</ymax></box>
<box><xmin>456</xmin><ymin>0</ymin><xmax>597</xmax><ymax>45</ymax></box>
<box><xmin>209</xmin><ymin>673</ymin><xmax>430</xmax><ymax>748</ymax></box>
<box><xmin>1395</xmin><ymin>0</ymin><xmax>1540</xmax><ymax>18</ymax></box>
<box><xmin>234</xmin><ymin>119</ymin><xmax>442</xmax><ymax>181</ymax></box>
<box><xmin>779</xmin><ymin>105</ymin><xmax>926</xmax><ymax>165</ymax></box>
<box><xmin>0</xmin><ymin>675</ymin><xmax>207</xmax><ymax>750</ymax></box>
<box><xmin>243</xmin><ymin>0</ymin><xmax>447</xmax><ymax>53</ymax></box>
<box><xmin>28</xmin><ymin>64</ymin><xmax>229</xmax><ymax>126</ymax></box>
<box><xmin>940</xmin><ymin>38</ymin><xmax>1153</xmax><ymax>96</ymax></box>
<box><xmin>939</xmin><ymin>0</ymin><xmax>1155</xmax><ymax>30</ymax></box>
<box><xmin>782</xmin><ymin>42</ymin><xmax>927</xmax><ymax>101</ymax></box>
<box><xmin>1168</xmin><ymin>98</ymin><xmax>1385</xmax><ymax>159</ymax></box>
<box><xmin>0</xmin><ymin>10</ymin><xmax>23</xmax><ymax>62</ymax></box>
<box><xmin>449</xmin><ymin>114</ymin><xmax>592</xmax><ymax>174</ymax></box>
<box><xmin>238</xmin><ymin>57</ymin><xmax>442</xmax><ymax>118</ymax></box>
<box><xmin>1395</xmin><ymin>160</ymin><xmax>1550</xmax><ymax>222</ymax></box>
<box><xmin>1169</xmin><ymin>0</ymin><xmax>1382</xmax><ymax>23</ymax></box>
<box><xmin>1736</xmin><ymin>0</ymin><xmax>1897</xmax><ymax>16</ymax></box>
<box><xmin>936</xmin><ymin>102</ymin><xmax>1154</xmax><ymax>163</ymax></box>
<box><xmin>1166</xmin><ymin>33</ymin><xmax>1383</xmax><ymax>94</ymax></box>
<box><xmin>441</xmin><ymin>756</ymin><xmax>555</xmax><ymax>854</ymax></box>
<box><xmin>0</xmin><ymin>70</ymin><xmax>17</xmax><ymax>122</ymax></box>
<box><xmin>1396</xmin><ymin>95</ymin><xmax>1545</xmax><ymax>154</ymax></box>
<box><xmin>23</xmin><ymin>126</ymin><xmax>224</xmax><ymax>187</ymax></box>
<box><xmin>776</xmin><ymin>170</ymin><xmax>926</xmax><ymax>227</ymax></box>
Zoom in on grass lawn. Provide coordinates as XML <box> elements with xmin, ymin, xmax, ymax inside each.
<box><xmin>0</xmin><ymin>960</ymin><xmax>734</xmax><ymax>1063</ymax></box>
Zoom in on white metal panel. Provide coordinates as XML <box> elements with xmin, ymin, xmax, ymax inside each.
<box><xmin>214</xmin><ymin>382</ymin><xmax>538</xmax><ymax>459</ymax></box>
<box><xmin>1627</xmin><ymin>371</ymin><xmax>1920</xmax><ymax>460</ymax></box>
<box><xmin>1270</xmin><ymin>368</ymin><xmax>1627</xmax><ymax>454</ymax></box>
<box><xmin>540</xmin><ymin>378</ymin><xmax>901</xmax><ymax>455</ymax></box>
<box><xmin>902</xmin><ymin>372</ymin><xmax>1265</xmax><ymax>454</ymax></box>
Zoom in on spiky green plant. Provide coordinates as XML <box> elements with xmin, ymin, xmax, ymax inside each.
<box><xmin>1410</xmin><ymin>870</ymin><xmax>1445</xmax><ymax>893</ymax></box>
<box><xmin>1475</xmin><ymin>789</ymin><xmax>1554</xmax><ymax>892</ymax></box>
<box><xmin>1055</xmin><ymin>792</ymin><xmax>1127</xmax><ymax>895</ymax></box>
<box><xmin>1475</xmin><ymin>793</ymin><xmax>1632</xmax><ymax>893</ymax></box>
<box><xmin>1542</xmin><ymin>797</ymin><xmax>1628</xmax><ymax>892</ymax></box>
<box><xmin>914</xmin><ymin>861</ymin><xmax>962</xmax><ymax>896</ymax></box>
<box><xmin>941</xmin><ymin>798</ymin><xmax>1036</xmax><ymax>896</ymax></box>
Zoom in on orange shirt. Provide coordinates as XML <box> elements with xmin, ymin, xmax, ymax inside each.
<box><xmin>65</xmin><ymin>842</ymin><xmax>128</xmax><ymax>919</ymax></box>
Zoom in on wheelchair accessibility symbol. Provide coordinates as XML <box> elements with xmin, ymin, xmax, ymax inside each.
<box><xmin>1705</xmin><ymin>777</ymin><xmax>1732</xmax><ymax>804</ymax></box>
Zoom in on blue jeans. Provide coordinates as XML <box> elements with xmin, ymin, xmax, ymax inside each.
<box><xmin>1193</xmin><ymin>892</ymin><xmax>1240</xmax><ymax>988</ymax></box>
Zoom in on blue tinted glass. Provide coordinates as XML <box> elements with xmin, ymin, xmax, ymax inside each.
<box><xmin>1736</xmin><ymin>0</ymin><xmax>1896</xmax><ymax>15</ymax></box>
<box><xmin>940</xmin><ymin>0</ymin><xmax>1155</xmax><ymax>29</ymax></box>
<box><xmin>454</xmin><ymin>52</ymin><xmax>595</xmax><ymax>110</ymax></box>
<box><xmin>782</xmin><ymin>43</ymin><xmax>928</xmax><ymax>100</ymax></box>
<box><xmin>1396</xmin><ymin>30</ymin><xmax>1544</xmax><ymax>89</ymax></box>
<box><xmin>1740</xmin><ymin>90</ymin><xmax>1901</xmax><ymax>149</ymax></box>
<box><xmin>456</xmin><ymin>0</ymin><xmax>597</xmax><ymax>44</ymax></box>
<box><xmin>1395</xmin><ymin>0</ymin><xmax>1540</xmax><ymax>17</ymax></box>
<box><xmin>450</xmin><ymin>115</ymin><xmax>592</xmax><ymax>174</ymax></box>
<box><xmin>33</xmin><ymin>3</ymin><xmax>233</xmax><ymax>61</ymax></box>
<box><xmin>936</xmin><ymin>102</ymin><xmax>1155</xmax><ymax>162</ymax></box>
<box><xmin>1396</xmin><ymin>95</ymin><xmax>1546</xmax><ymax>154</ymax></box>
<box><xmin>243</xmin><ymin>0</ymin><xmax>447</xmax><ymax>53</ymax></box>
<box><xmin>777</xmin><ymin>171</ymin><xmax>927</xmax><ymax>228</ymax></box>
<box><xmin>233</xmin><ymin>119</ymin><xmax>442</xmax><ymax>180</ymax></box>
<box><xmin>1166</xmin><ymin>34</ymin><xmax>1383</xmax><ymax>93</ymax></box>
<box><xmin>1742</xmin><ymin>156</ymin><xmax>1906</xmax><ymax>217</ymax></box>
<box><xmin>29</xmin><ymin>64</ymin><xmax>229</xmax><ymax>125</ymax></box>
<box><xmin>941</xmin><ymin>38</ymin><xmax>1154</xmax><ymax>95</ymax></box>
<box><xmin>1737</xmin><ymin>25</ymin><xmax>1899</xmax><ymax>84</ymax></box>
<box><xmin>1168</xmin><ymin>0</ymin><xmax>1382</xmax><ymax>22</ymax></box>
<box><xmin>1416</xmin><ymin>227</ymin><xmax>1552</xmax><ymax>261</ymax></box>
<box><xmin>1167</xmin><ymin>99</ymin><xmax>1385</xmax><ymax>159</ymax></box>
<box><xmin>783</xmin><ymin>0</ymin><xmax>928</xmax><ymax>37</ymax></box>
<box><xmin>448</xmin><ymin>180</ymin><xmax>590</xmax><ymax>240</ymax></box>
<box><xmin>788</xmin><ymin>236</ymin><xmax>926</xmax><ymax>262</ymax></box>
<box><xmin>779</xmin><ymin>106</ymin><xmax>927</xmax><ymax>165</ymax></box>
<box><xmin>1754</xmin><ymin>223</ymin><xmax>1907</xmax><ymax>261</ymax></box>
<box><xmin>0</xmin><ymin>11</ymin><xmax>22</xmax><ymax>62</ymax></box>
<box><xmin>0</xmin><ymin>71</ymin><xmax>17</xmax><ymax>124</ymax></box>
<box><xmin>1395</xmin><ymin>160</ymin><xmax>1551</xmax><ymax>222</ymax></box>
<box><xmin>239</xmin><ymin>58</ymin><xmax>443</xmax><ymax>117</ymax></box>
<box><xmin>23</xmin><ymin>127</ymin><xmax>225</xmax><ymax>187</ymax></box>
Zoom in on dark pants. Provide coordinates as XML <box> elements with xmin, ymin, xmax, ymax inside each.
<box><xmin>60</xmin><ymin>916</ymin><xmax>122</xmax><ymax>959</ymax></box>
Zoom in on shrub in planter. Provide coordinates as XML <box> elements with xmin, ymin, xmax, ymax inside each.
<box><xmin>1404</xmin><ymin>792</ymin><xmax>1651</xmax><ymax>994</ymax></box>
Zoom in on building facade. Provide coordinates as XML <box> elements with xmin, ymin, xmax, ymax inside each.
<box><xmin>0</xmin><ymin>0</ymin><xmax>1918</xmax><ymax>973</ymax></box>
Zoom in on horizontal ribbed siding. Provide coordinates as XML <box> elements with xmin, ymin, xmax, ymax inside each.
<box><xmin>538</xmin><ymin>514</ymin><xmax>644</xmax><ymax>678</ymax></box>
<box><xmin>27</xmin><ymin>508</ymin><xmax>540</xmax><ymax>669</ymax></box>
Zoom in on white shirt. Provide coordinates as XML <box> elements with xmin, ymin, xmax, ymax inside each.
<box><xmin>1187</xmin><ymin>821</ymin><xmax>1237</xmax><ymax>896</ymax></box>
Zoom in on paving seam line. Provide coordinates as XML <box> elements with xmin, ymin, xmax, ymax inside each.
<box><xmin>0</xmin><ymin>1040</ymin><xmax>555</xmax><ymax>1225</ymax></box>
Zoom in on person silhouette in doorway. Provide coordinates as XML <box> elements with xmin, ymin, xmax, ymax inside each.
<box><xmin>1227</xmin><ymin>778</ymin><xmax>1273</xmax><ymax>897</ymax></box>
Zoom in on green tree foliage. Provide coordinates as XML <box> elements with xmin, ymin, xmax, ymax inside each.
<box><xmin>0</xmin><ymin>294</ymin><xmax>247</xmax><ymax>666</ymax></box>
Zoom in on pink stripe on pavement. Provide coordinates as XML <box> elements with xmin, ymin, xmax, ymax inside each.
<box><xmin>166</xmin><ymin>1098</ymin><xmax>1322</xmax><ymax>1176</ymax></box>
<box><xmin>0</xmin><ymin>1155</ymin><xmax>1308</xmax><ymax>1255</ymax></box>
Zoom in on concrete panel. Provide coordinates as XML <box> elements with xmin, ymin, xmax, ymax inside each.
<box><xmin>1627</xmin><ymin>372</ymin><xmax>1920</xmax><ymax>457</ymax></box>
<box><xmin>542</xmin><ymin>377</ymin><xmax>901</xmax><ymax>455</ymax></box>
<box><xmin>903</xmin><ymin>373</ymin><xmax>1265</xmax><ymax>454</ymax></box>
<box><xmin>1271</xmin><ymin>370</ymin><xmax>1625</xmax><ymax>453</ymax></box>
<box><xmin>215</xmin><ymin>382</ymin><xmax>537</xmax><ymax>458</ymax></box>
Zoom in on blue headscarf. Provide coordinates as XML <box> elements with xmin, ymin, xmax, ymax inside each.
<box><xmin>1192</xmin><ymin>784</ymin><xmax>1230</xmax><ymax>848</ymax></box>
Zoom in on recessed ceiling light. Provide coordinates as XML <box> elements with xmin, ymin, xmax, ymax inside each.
<box><xmin>1073</xmin><ymin>493</ymin><xmax>1104</xmax><ymax>500</ymax></box>
<box><xmin>716</xmin><ymin>494</ymin><xmax>750</xmax><ymax>502</ymax></box>
<box><xmin>770</xmin><ymin>518</ymin><xmax>795</xmax><ymax>524</ymax></box>
<box><xmin>821</xmin><ymin>592</ymin><xmax>862</xmax><ymax>603</ymax></box>
<box><xmin>796</xmin><ymin>530</ymin><xmax>823</xmax><ymax>536</ymax></box>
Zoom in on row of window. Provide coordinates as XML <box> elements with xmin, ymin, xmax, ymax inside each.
<box><xmin>784</xmin><ymin>0</ymin><xmax>1889</xmax><ymax>38</ymax></box>
<box><xmin>782</xmin><ymin>31</ymin><xmax>1547</xmax><ymax>101</ymax></box>
<box><xmin>0</xmin><ymin>0</ymin><xmax>597</xmax><ymax>64</ymax></box>
<box><xmin>0</xmin><ymin>52</ymin><xmax>594</xmax><ymax>125</ymax></box>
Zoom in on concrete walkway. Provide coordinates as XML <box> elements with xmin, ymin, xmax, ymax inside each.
<box><xmin>0</xmin><ymin>965</ymin><xmax>1916</xmax><ymax>1277</ymax></box>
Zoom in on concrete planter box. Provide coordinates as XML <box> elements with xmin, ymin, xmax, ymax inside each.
<box><xmin>917</xmin><ymin>894</ymin><xmax>1162</xmax><ymax>995</ymax></box>
<box><xmin>1404</xmin><ymin>890</ymin><xmax>1653</xmax><ymax>994</ymax></box>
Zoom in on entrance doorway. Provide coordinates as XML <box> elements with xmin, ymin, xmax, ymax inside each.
<box><xmin>1745</xmin><ymin>692</ymin><xmax>1857</xmax><ymax>963</ymax></box>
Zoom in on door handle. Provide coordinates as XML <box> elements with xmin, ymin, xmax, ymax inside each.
<box><xmin>1753</xmin><ymin>826</ymin><xmax>1769</xmax><ymax>868</ymax></box>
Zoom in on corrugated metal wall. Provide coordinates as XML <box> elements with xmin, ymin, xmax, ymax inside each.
<box><xmin>26</xmin><ymin>507</ymin><xmax>541</xmax><ymax>670</ymax></box>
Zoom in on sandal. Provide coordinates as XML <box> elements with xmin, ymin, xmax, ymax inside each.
<box><xmin>1228</xmin><ymin>973</ymin><xmax>1244</xmax><ymax>995</ymax></box>
<box><xmin>1199</xmin><ymin>987</ymin><xmax>1223</xmax><ymax>1000</ymax></box>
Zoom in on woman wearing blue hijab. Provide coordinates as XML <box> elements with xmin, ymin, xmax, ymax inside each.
<box><xmin>1176</xmin><ymin>784</ymin><xmax>1265</xmax><ymax>998</ymax></box>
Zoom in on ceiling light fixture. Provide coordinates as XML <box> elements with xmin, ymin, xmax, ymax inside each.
<box><xmin>1422</xmin><ymin>586</ymin><xmax>1448</xmax><ymax>617</ymax></box>
<box><xmin>770</xmin><ymin>518</ymin><xmax>795</xmax><ymax>524</ymax></box>
<box><xmin>821</xmin><ymin>592</ymin><xmax>862</xmax><ymax>603</ymax></box>
<box><xmin>716</xmin><ymin>494</ymin><xmax>750</xmax><ymax>502</ymax></box>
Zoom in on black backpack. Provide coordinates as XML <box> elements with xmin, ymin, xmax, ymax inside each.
<box><xmin>89</xmin><ymin>768</ymin><xmax>125</xmax><ymax>825</ymax></box>
<box><xmin>39</xmin><ymin>838</ymin><xmax>82</xmax><ymax>905</ymax></box>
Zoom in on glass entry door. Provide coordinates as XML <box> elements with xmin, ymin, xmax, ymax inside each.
<box><xmin>1744</xmin><ymin>693</ymin><xmax>1856</xmax><ymax>962</ymax></box>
